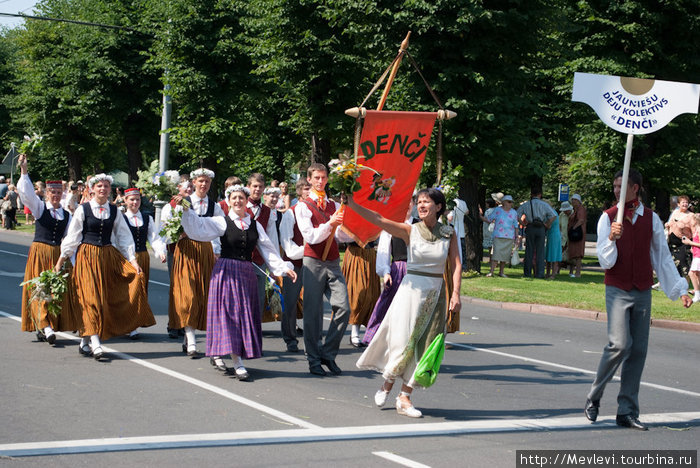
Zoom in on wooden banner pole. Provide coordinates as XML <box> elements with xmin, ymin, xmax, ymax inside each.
<box><xmin>376</xmin><ymin>32</ymin><xmax>411</xmax><ymax>111</ymax></box>
<box><xmin>615</xmin><ymin>133</ymin><xmax>635</xmax><ymax>224</ymax></box>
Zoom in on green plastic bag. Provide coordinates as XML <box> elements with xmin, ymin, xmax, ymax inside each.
<box><xmin>414</xmin><ymin>333</ymin><xmax>445</xmax><ymax>388</ymax></box>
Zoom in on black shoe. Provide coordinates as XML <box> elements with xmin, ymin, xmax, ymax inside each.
<box><xmin>320</xmin><ymin>358</ymin><xmax>342</xmax><ymax>375</ymax></box>
<box><xmin>296</xmin><ymin>327</ymin><xmax>304</xmax><ymax>337</ymax></box>
<box><xmin>36</xmin><ymin>331</ymin><xmax>46</xmax><ymax>342</ymax></box>
<box><xmin>92</xmin><ymin>347</ymin><xmax>105</xmax><ymax>360</ymax></box>
<box><xmin>168</xmin><ymin>328</ymin><xmax>179</xmax><ymax>339</ymax></box>
<box><xmin>309</xmin><ymin>364</ymin><xmax>327</xmax><ymax>376</ymax></box>
<box><xmin>616</xmin><ymin>414</ymin><xmax>648</xmax><ymax>431</ymax></box>
<box><xmin>235</xmin><ymin>369</ymin><xmax>252</xmax><ymax>381</ymax></box>
<box><xmin>129</xmin><ymin>332</ymin><xmax>140</xmax><ymax>340</ymax></box>
<box><xmin>182</xmin><ymin>344</ymin><xmax>187</xmax><ymax>354</ymax></box>
<box><xmin>46</xmin><ymin>333</ymin><xmax>56</xmax><ymax>345</ymax></box>
<box><xmin>78</xmin><ymin>344</ymin><xmax>92</xmax><ymax>356</ymax></box>
<box><xmin>584</xmin><ymin>399</ymin><xmax>599</xmax><ymax>422</ymax></box>
<box><xmin>350</xmin><ymin>337</ymin><xmax>366</xmax><ymax>348</ymax></box>
<box><xmin>210</xmin><ymin>357</ymin><xmax>229</xmax><ymax>372</ymax></box>
<box><xmin>287</xmin><ymin>343</ymin><xmax>300</xmax><ymax>353</ymax></box>
<box><xmin>187</xmin><ymin>349</ymin><xmax>201</xmax><ymax>358</ymax></box>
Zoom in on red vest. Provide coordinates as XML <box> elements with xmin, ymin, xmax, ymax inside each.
<box><xmin>303</xmin><ymin>198</ymin><xmax>339</xmax><ymax>261</ymax></box>
<box><xmin>282</xmin><ymin>204</ymin><xmax>304</xmax><ymax>268</ymax></box>
<box><xmin>219</xmin><ymin>200</ymin><xmax>229</xmax><ymax>216</ymax></box>
<box><xmin>247</xmin><ymin>202</ymin><xmax>271</xmax><ymax>265</ymax></box>
<box><xmin>604</xmin><ymin>206</ymin><xmax>654</xmax><ymax>291</ymax></box>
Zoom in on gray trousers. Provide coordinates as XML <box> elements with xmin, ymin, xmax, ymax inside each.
<box><xmin>302</xmin><ymin>257</ymin><xmax>350</xmax><ymax>366</ymax></box>
<box><xmin>254</xmin><ymin>264</ymin><xmax>267</xmax><ymax>318</ymax></box>
<box><xmin>524</xmin><ymin>224</ymin><xmax>546</xmax><ymax>278</ymax></box>
<box><xmin>587</xmin><ymin>286</ymin><xmax>651</xmax><ymax>417</ymax></box>
<box><xmin>281</xmin><ymin>264</ymin><xmax>303</xmax><ymax>346</ymax></box>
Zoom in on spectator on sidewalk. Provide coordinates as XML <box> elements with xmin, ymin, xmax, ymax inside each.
<box><xmin>517</xmin><ymin>187</ymin><xmax>556</xmax><ymax>279</ymax></box>
<box><xmin>568</xmin><ymin>193</ymin><xmax>587</xmax><ymax>278</ymax></box>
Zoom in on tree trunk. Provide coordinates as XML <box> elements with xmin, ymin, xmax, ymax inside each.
<box><xmin>124</xmin><ymin>115</ymin><xmax>143</xmax><ymax>186</ymax></box>
<box><xmin>310</xmin><ymin>132</ymin><xmax>331</xmax><ymax>167</ymax></box>
<box><xmin>460</xmin><ymin>169</ymin><xmax>482</xmax><ymax>273</ymax></box>
<box><xmin>66</xmin><ymin>147</ymin><xmax>81</xmax><ymax>182</ymax></box>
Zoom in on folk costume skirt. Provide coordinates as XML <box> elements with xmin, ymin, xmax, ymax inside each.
<box><xmin>168</xmin><ymin>238</ymin><xmax>214</xmax><ymax>331</ymax></box>
<box><xmin>342</xmin><ymin>244</ymin><xmax>381</xmax><ymax>327</ymax></box>
<box><xmin>74</xmin><ymin>244</ymin><xmax>155</xmax><ymax>340</ymax></box>
<box><xmin>135</xmin><ymin>250</ymin><xmax>151</xmax><ymax>294</ymax></box>
<box><xmin>362</xmin><ymin>260</ymin><xmax>407</xmax><ymax>345</ymax></box>
<box><xmin>21</xmin><ymin>242</ymin><xmax>81</xmax><ymax>332</ymax></box>
<box><xmin>206</xmin><ymin>258</ymin><xmax>262</xmax><ymax>360</ymax></box>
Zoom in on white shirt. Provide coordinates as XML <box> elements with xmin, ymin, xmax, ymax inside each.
<box><xmin>160</xmin><ymin>194</ymin><xmax>223</xmax><ymax>254</ymax></box>
<box><xmin>375</xmin><ymin>217</ymin><xmax>414</xmax><ymax>277</ymax></box>
<box><xmin>124</xmin><ymin>209</ymin><xmax>167</xmax><ymax>258</ymax></box>
<box><xmin>17</xmin><ymin>174</ymin><xmax>69</xmax><ymax>223</ymax></box>
<box><xmin>279</xmin><ymin>208</ymin><xmax>304</xmax><ymax>261</ymax></box>
<box><xmin>596</xmin><ymin>202</ymin><xmax>687</xmax><ymax>300</ymax></box>
<box><xmin>450</xmin><ymin>198</ymin><xmax>469</xmax><ymax>239</ymax></box>
<box><xmin>60</xmin><ymin>200</ymin><xmax>136</xmax><ymax>262</ymax></box>
<box><xmin>247</xmin><ymin>199</ymin><xmax>279</xmax><ymax>250</ymax></box>
<box><xmin>295</xmin><ymin>193</ymin><xmax>353</xmax><ymax>245</ymax></box>
<box><xmin>180</xmin><ymin>208</ymin><xmax>292</xmax><ymax>276</ymax></box>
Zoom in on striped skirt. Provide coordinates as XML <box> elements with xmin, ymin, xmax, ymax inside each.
<box><xmin>206</xmin><ymin>258</ymin><xmax>262</xmax><ymax>359</ymax></box>
<box><xmin>363</xmin><ymin>260</ymin><xmax>407</xmax><ymax>345</ymax></box>
<box><xmin>73</xmin><ymin>244</ymin><xmax>155</xmax><ymax>340</ymax></box>
<box><xmin>342</xmin><ymin>245</ymin><xmax>381</xmax><ymax>326</ymax></box>
<box><xmin>168</xmin><ymin>238</ymin><xmax>214</xmax><ymax>331</ymax></box>
<box><xmin>21</xmin><ymin>242</ymin><xmax>82</xmax><ymax>332</ymax></box>
<box><xmin>135</xmin><ymin>250</ymin><xmax>151</xmax><ymax>294</ymax></box>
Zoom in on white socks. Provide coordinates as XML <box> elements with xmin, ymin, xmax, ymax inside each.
<box><xmin>184</xmin><ymin>327</ymin><xmax>196</xmax><ymax>350</ymax></box>
<box><xmin>43</xmin><ymin>326</ymin><xmax>55</xmax><ymax>338</ymax></box>
<box><xmin>230</xmin><ymin>354</ymin><xmax>246</xmax><ymax>375</ymax></box>
<box><xmin>90</xmin><ymin>335</ymin><xmax>101</xmax><ymax>350</ymax></box>
<box><xmin>351</xmin><ymin>324</ymin><xmax>360</xmax><ymax>338</ymax></box>
<box><xmin>80</xmin><ymin>337</ymin><xmax>89</xmax><ymax>348</ymax></box>
<box><xmin>693</xmin><ymin>291</ymin><xmax>700</xmax><ymax>303</ymax></box>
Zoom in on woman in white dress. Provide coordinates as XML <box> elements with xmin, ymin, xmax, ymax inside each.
<box><xmin>347</xmin><ymin>188</ymin><xmax>462</xmax><ymax>418</ymax></box>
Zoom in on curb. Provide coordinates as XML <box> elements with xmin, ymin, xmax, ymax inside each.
<box><xmin>462</xmin><ymin>296</ymin><xmax>700</xmax><ymax>334</ymax></box>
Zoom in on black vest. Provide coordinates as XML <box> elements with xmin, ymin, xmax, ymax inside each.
<box><xmin>81</xmin><ymin>203</ymin><xmax>116</xmax><ymax>246</ymax></box>
<box><xmin>220</xmin><ymin>217</ymin><xmax>258</xmax><ymax>261</ymax></box>
<box><xmin>34</xmin><ymin>205</ymin><xmax>69</xmax><ymax>246</ymax></box>
<box><xmin>391</xmin><ymin>235</ymin><xmax>408</xmax><ymax>262</ymax></box>
<box><xmin>124</xmin><ymin>212</ymin><xmax>149</xmax><ymax>252</ymax></box>
<box><xmin>185</xmin><ymin>196</ymin><xmax>216</xmax><ymax>217</ymax></box>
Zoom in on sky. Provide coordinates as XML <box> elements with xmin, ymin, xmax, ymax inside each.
<box><xmin>0</xmin><ymin>0</ymin><xmax>38</xmax><ymax>29</ymax></box>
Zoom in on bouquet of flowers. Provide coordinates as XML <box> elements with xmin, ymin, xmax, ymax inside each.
<box><xmin>328</xmin><ymin>156</ymin><xmax>379</xmax><ymax>195</ymax></box>
<box><xmin>159</xmin><ymin>208</ymin><xmax>184</xmax><ymax>243</ymax></box>
<box><xmin>135</xmin><ymin>160</ymin><xmax>181</xmax><ymax>201</ymax></box>
<box><xmin>20</xmin><ymin>269</ymin><xmax>69</xmax><ymax>319</ymax></box>
<box><xmin>18</xmin><ymin>133</ymin><xmax>43</xmax><ymax>156</ymax></box>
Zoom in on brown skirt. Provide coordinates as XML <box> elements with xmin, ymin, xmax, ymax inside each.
<box><xmin>21</xmin><ymin>242</ymin><xmax>82</xmax><ymax>332</ymax></box>
<box><xmin>74</xmin><ymin>244</ymin><xmax>155</xmax><ymax>340</ymax></box>
<box><xmin>168</xmin><ymin>238</ymin><xmax>214</xmax><ymax>331</ymax></box>
<box><xmin>342</xmin><ymin>245</ymin><xmax>381</xmax><ymax>326</ymax></box>
<box><xmin>135</xmin><ymin>250</ymin><xmax>151</xmax><ymax>293</ymax></box>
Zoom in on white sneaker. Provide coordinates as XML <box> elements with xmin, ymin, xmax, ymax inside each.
<box><xmin>374</xmin><ymin>389</ymin><xmax>389</xmax><ymax>407</ymax></box>
<box><xmin>396</xmin><ymin>397</ymin><xmax>422</xmax><ymax>418</ymax></box>
<box><xmin>693</xmin><ymin>294</ymin><xmax>700</xmax><ymax>303</ymax></box>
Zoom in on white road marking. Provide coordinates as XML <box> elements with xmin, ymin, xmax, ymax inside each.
<box><xmin>0</xmin><ymin>248</ymin><xmax>28</xmax><ymax>257</ymax></box>
<box><xmin>149</xmin><ymin>279</ymin><xmax>170</xmax><ymax>287</ymax></box>
<box><xmin>0</xmin><ymin>310</ymin><xmax>320</xmax><ymax>431</ymax></box>
<box><xmin>373</xmin><ymin>451</ymin><xmax>431</xmax><ymax>468</ymax></box>
<box><xmin>0</xmin><ymin>412</ymin><xmax>698</xmax><ymax>457</ymax></box>
<box><xmin>0</xmin><ymin>270</ymin><xmax>26</xmax><ymax>277</ymax></box>
<box><xmin>447</xmin><ymin>341</ymin><xmax>700</xmax><ymax>398</ymax></box>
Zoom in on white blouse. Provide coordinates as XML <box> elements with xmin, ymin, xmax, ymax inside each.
<box><xmin>17</xmin><ymin>174</ymin><xmax>69</xmax><ymax>223</ymax></box>
<box><xmin>180</xmin><ymin>208</ymin><xmax>293</xmax><ymax>276</ymax></box>
<box><xmin>295</xmin><ymin>194</ymin><xmax>353</xmax><ymax>245</ymax></box>
<box><xmin>279</xmin><ymin>208</ymin><xmax>304</xmax><ymax>261</ymax></box>
<box><xmin>124</xmin><ymin>210</ymin><xmax>167</xmax><ymax>258</ymax></box>
<box><xmin>60</xmin><ymin>200</ymin><xmax>136</xmax><ymax>262</ymax></box>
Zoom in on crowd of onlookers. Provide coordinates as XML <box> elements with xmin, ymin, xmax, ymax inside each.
<box><xmin>480</xmin><ymin>188</ymin><xmax>587</xmax><ymax>279</ymax></box>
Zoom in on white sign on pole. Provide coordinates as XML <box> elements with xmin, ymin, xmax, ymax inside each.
<box><xmin>572</xmin><ymin>72</ymin><xmax>700</xmax><ymax>135</ymax></box>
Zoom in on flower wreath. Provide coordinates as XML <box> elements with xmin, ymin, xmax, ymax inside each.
<box><xmin>439</xmin><ymin>224</ymin><xmax>455</xmax><ymax>238</ymax></box>
<box><xmin>88</xmin><ymin>173</ymin><xmax>114</xmax><ymax>188</ymax></box>
<box><xmin>190</xmin><ymin>168</ymin><xmax>215</xmax><ymax>179</ymax></box>
<box><xmin>225</xmin><ymin>184</ymin><xmax>250</xmax><ymax>198</ymax></box>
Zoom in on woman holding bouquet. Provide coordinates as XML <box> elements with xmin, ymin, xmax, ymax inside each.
<box><xmin>348</xmin><ymin>188</ymin><xmax>462</xmax><ymax>418</ymax></box>
<box><xmin>179</xmin><ymin>185</ymin><xmax>297</xmax><ymax>380</ymax></box>
<box><xmin>54</xmin><ymin>174</ymin><xmax>155</xmax><ymax>360</ymax></box>
<box><xmin>165</xmin><ymin>169</ymin><xmax>223</xmax><ymax>358</ymax></box>
<box><xmin>17</xmin><ymin>154</ymin><xmax>81</xmax><ymax>344</ymax></box>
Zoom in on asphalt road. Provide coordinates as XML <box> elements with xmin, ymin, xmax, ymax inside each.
<box><xmin>1</xmin><ymin>230</ymin><xmax>698</xmax><ymax>467</ymax></box>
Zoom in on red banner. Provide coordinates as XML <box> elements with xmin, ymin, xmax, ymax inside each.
<box><xmin>343</xmin><ymin>110</ymin><xmax>437</xmax><ymax>245</ymax></box>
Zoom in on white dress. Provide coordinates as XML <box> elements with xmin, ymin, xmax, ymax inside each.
<box><xmin>356</xmin><ymin>222</ymin><xmax>450</xmax><ymax>387</ymax></box>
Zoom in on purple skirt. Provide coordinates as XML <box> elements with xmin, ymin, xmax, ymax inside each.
<box><xmin>206</xmin><ymin>258</ymin><xmax>262</xmax><ymax>359</ymax></box>
<box><xmin>362</xmin><ymin>261</ymin><xmax>407</xmax><ymax>344</ymax></box>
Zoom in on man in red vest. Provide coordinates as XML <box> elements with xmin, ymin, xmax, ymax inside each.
<box><xmin>279</xmin><ymin>179</ymin><xmax>311</xmax><ymax>353</ymax></box>
<box><xmin>585</xmin><ymin>169</ymin><xmax>692</xmax><ymax>430</ymax></box>
<box><xmin>296</xmin><ymin>163</ymin><xmax>351</xmax><ymax>376</ymax></box>
<box><xmin>247</xmin><ymin>173</ymin><xmax>279</xmax><ymax>314</ymax></box>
